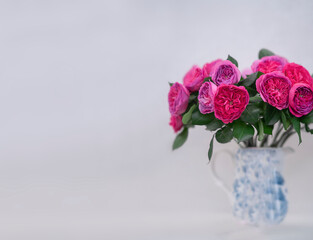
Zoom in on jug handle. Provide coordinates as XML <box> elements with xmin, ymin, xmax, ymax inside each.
<box><xmin>210</xmin><ymin>149</ymin><xmax>235</xmax><ymax>202</ymax></box>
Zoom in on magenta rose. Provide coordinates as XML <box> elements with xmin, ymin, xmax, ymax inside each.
<box><xmin>251</xmin><ymin>56</ymin><xmax>288</xmax><ymax>74</ymax></box>
<box><xmin>283</xmin><ymin>63</ymin><xmax>313</xmax><ymax>87</ymax></box>
<box><xmin>168</xmin><ymin>82</ymin><xmax>190</xmax><ymax>116</ymax></box>
<box><xmin>214</xmin><ymin>84</ymin><xmax>249</xmax><ymax>124</ymax></box>
<box><xmin>169</xmin><ymin>115</ymin><xmax>183</xmax><ymax>133</ymax></box>
<box><xmin>183</xmin><ymin>65</ymin><xmax>204</xmax><ymax>92</ymax></box>
<box><xmin>256</xmin><ymin>71</ymin><xmax>292</xmax><ymax>110</ymax></box>
<box><xmin>202</xmin><ymin>59</ymin><xmax>222</xmax><ymax>78</ymax></box>
<box><xmin>289</xmin><ymin>83</ymin><xmax>313</xmax><ymax>117</ymax></box>
<box><xmin>198</xmin><ymin>81</ymin><xmax>217</xmax><ymax>114</ymax></box>
<box><xmin>211</xmin><ymin>60</ymin><xmax>241</xmax><ymax>86</ymax></box>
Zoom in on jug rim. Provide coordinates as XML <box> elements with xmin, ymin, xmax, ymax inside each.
<box><xmin>240</xmin><ymin>147</ymin><xmax>283</xmax><ymax>149</ymax></box>
<box><xmin>238</xmin><ymin>146</ymin><xmax>294</xmax><ymax>153</ymax></box>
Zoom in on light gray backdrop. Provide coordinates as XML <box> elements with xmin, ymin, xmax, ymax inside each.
<box><xmin>0</xmin><ymin>0</ymin><xmax>313</xmax><ymax>239</ymax></box>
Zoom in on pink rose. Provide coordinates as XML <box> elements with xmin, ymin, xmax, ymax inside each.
<box><xmin>214</xmin><ymin>84</ymin><xmax>249</xmax><ymax>124</ymax></box>
<box><xmin>283</xmin><ymin>63</ymin><xmax>313</xmax><ymax>87</ymax></box>
<box><xmin>211</xmin><ymin>60</ymin><xmax>241</xmax><ymax>86</ymax></box>
<box><xmin>289</xmin><ymin>83</ymin><xmax>313</xmax><ymax>117</ymax></box>
<box><xmin>241</xmin><ymin>67</ymin><xmax>253</xmax><ymax>78</ymax></box>
<box><xmin>256</xmin><ymin>71</ymin><xmax>292</xmax><ymax>110</ymax></box>
<box><xmin>168</xmin><ymin>82</ymin><xmax>190</xmax><ymax>116</ymax></box>
<box><xmin>251</xmin><ymin>56</ymin><xmax>288</xmax><ymax>74</ymax></box>
<box><xmin>202</xmin><ymin>59</ymin><xmax>222</xmax><ymax>78</ymax></box>
<box><xmin>198</xmin><ymin>81</ymin><xmax>218</xmax><ymax>114</ymax></box>
<box><xmin>183</xmin><ymin>65</ymin><xmax>204</xmax><ymax>92</ymax></box>
<box><xmin>169</xmin><ymin>115</ymin><xmax>183</xmax><ymax>133</ymax></box>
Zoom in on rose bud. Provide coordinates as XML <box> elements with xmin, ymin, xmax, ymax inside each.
<box><xmin>198</xmin><ymin>81</ymin><xmax>217</xmax><ymax>114</ymax></box>
<box><xmin>169</xmin><ymin>115</ymin><xmax>183</xmax><ymax>133</ymax></box>
<box><xmin>289</xmin><ymin>83</ymin><xmax>313</xmax><ymax>117</ymax></box>
<box><xmin>256</xmin><ymin>71</ymin><xmax>292</xmax><ymax>110</ymax></box>
<box><xmin>202</xmin><ymin>59</ymin><xmax>222</xmax><ymax>79</ymax></box>
<box><xmin>241</xmin><ymin>67</ymin><xmax>253</xmax><ymax>78</ymax></box>
<box><xmin>211</xmin><ymin>60</ymin><xmax>241</xmax><ymax>86</ymax></box>
<box><xmin>183</xmin><ymin>65</ymin><xmax>204</xmax><ymax>92</ymax></box>
<box><xmin>168</xmin><ymin>82</ymin><xmax>190</xmax><ymax>116</ymax></box>
<box><xmin>283</xmin><ymin>63</ymin><xmax>313</xmax><ymax>87</ymax></box>
<box><xmin>214</xmin><ymin>84</ymin><xmax>249</xmax><ymax>124</ymax></box>
<box><xmin>251</xmin><ymin>56</ymin><xmax>288</xmax><ymax>74</ymax></box>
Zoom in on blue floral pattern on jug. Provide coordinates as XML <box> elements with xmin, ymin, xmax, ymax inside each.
<box><xmin>232</xmin><ymin>148</ymin><xmax>288</xmax><ymax>225</ymax></box>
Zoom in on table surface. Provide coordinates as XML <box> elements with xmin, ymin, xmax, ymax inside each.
<box><xmin>1</xmin><ymin>213</ymin><xmax>312</xmax><ymax>239</ymax></box>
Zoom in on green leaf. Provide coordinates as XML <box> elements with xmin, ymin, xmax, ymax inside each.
<box><xmin>305</xmin><ymin>124</ymin><xmax>313</xmax><ymax>134</ymax></box>
<box><xmin>258</xmin><ymin>119</ymin><xmax>264</xmax><ymax>141</ymax></box>
<box><xmin>300</xmin><ymin>110</ymin><xmax>313</xmax><ymax>124</ymax></box>
<box><xmin>191</xmin><ymin>109</ymin><xmax>215</xmax><ymax>125</ymax></box>
<box><xmin>203</xmin><ymin>77</ymin><xmax>212</xmax><ymax>83</ymax></box>
<box><xmin>263</xmin><ymin>124</ymin><xmax>273</xmax><ymax>135</ymax></box>
<box><xmin>290</xmin><ymin>117</ymin><xmax>302</xmax><ymax>145</ymax></box>
<box><xmin>208</xmin><ymin>135</ymin><xmax>214</xmax><ymax>161</ymax></box>
<box><xmin>249</xmin><ymin>94</ymin><xmax>262</xmax><ymax>103</ymax></box>
<box><xmin>169</xmin><ymin>82</ymin><xmax>174</xmax><ymax>87</ymax></box>
<box><xmin>258</xmin><ymin>49</ymin><xmax>275</xmax><ymax>59</ymax></box>
<box><xmin>281</xmin><ymin>111</ymin><xmax>291</xmax><ymax>130</ymax></box>
<box><xmin>240</xmin><ymin>104</ymin><xmax>261</xmax><ymax>124</ymax></box>
<box><xmin>172</xmin><ymin>127</ymin><xmax>188</xmax><ymax>150</ymax></box>
<box><xmin>182</xmin><ymin>105</ymin><xmax>196</xmax><ymax>124</ymax></box>
<box><xmin>206</xmin><ymin>118</ymin><xmax>224</xmax><ymax>131</ymax></box>
<box><xmin>188</xmin><ymin>95</ymin><xmax>197</xmax><ymax>102</ymax></box>
<box><xmin>233</xmin><ymin>121</ymin><xmax>255</xmax><ymax>142</ymax></box>
<box><xmin>239</xmin><ymin>72</ymin><xmax>263</xmax><ymax>87</ymax></box>
<box><xmin>227</xmin><ymin>55</ymin><xmax>238</xmax><ymax>67</ymax></box>
<box><xmin>215</xmin><ymin>126</ymin><xmax>233</xmax><ymax>144</ymax></box>
<box><xmin>264</xmin><ymin>104</ymin><xmax>280</xmax><ymax>125</ymax></box>
<box><xmin>245</xmin><ymin>86</ymin><xmax>258</xmax><ymax>97</ymax></box>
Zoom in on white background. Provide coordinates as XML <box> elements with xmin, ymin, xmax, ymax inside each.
<box><xmin>0</xmin><ymin>0</ymin><xmax>313</xmax><ymax>239</ymax></box>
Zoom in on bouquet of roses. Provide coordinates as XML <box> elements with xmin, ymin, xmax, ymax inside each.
<box><xmin>168</xmin><ymin>49</ymin><xmax>313</xmax><ymax>160</ymax></box>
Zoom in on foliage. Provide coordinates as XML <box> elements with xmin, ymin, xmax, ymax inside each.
<box><xmin>170</xmin><ymin>49</ymin><xmax>312</xmax><ymax>162</ymax></box>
